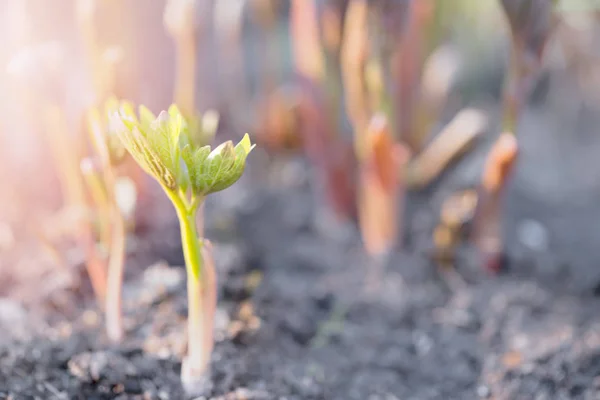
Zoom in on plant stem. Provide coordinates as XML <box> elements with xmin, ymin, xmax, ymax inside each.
<box><xmin>502</xmin><ymin>39</ymin><xmax>525</xmax><ymax>134</ymax></box>
<box><xmin>105</xmin><ymin>203</ymin><xmax>126</xmax><ymax>342</ymax></box>
<box><xmin>172</xmin><ymin>194</ymin><xmax>213</xmax><ymax>388</ymax></box>
<box><xmin>44</xmin><ymin>105</ymin><xmax>107</xmax><ymax>303</ymax></box>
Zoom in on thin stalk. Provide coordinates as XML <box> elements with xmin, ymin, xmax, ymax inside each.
<box><xmin>80</xmin><ymin>158</ymin><xmax>112</xmax><ymax>248</ymax></box>
<box><xmin>180</xmin><ymin>208</ymin><xmax>205</xmax><ymax>370</ymax></box>
<box><xmin>394</xmin><ymin>0</ymin><xmax>434</xmax><ymax>152</ymax></box>
<box><xmin>105</xmin><ymin>203</ymin><xmax>126</xmax><ymax>341</ymax></box>
<box><xmin>502</xmin><ymin>39</ymin><xmax>525</xmax><ymax>134</ymax></box>
<box><xmin>318</xmin><ymin>2</ymin><xmax>346</xmax><ymax>135</ymax></box>
<box><xmin>358</xmin><ymin>114</ymin><xmax>405</xmax><ymax>256</ymax></box>
<box><xmin>103</xmin><ymin>165</ymin><xmax>126</xmax><ymax>343</ymax></box>
<box><xmin>472</xmin><ymin>133</ymin><xmax>518</xmax><ymax>273</ymax></box>
<box><xmin>169</xmin><ymin>192</ymin><xmax>214</xmax><ymax>391</ymax></box>
<box><xmin>200</xmin><ymin>239</ymin><xmax>216</xmax><ymax>377</ymax></box>
<box><xmin>44</xmin><ymin>105</ymin><xmax>107</xmax><ymax>303</ymax></box>
<box><xmin>88</xmin><ymin>109</ymin><xmax>127</xmax><ymax>340</ymax></box>
<box><xmin>341</xmin><ymin>0</ymin><xmax>370</xmax><ymax>157</ymax></box>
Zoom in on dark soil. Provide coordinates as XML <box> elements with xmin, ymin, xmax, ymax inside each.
<box><xmin>4</xmin><ymin>72</ymin><xmax>600</xmax><ymax>399</ymax></box>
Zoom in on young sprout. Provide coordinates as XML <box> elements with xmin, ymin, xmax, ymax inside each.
<box><xmin>80</xmin><ymin>157</ymin><xmax>112</xmax><ymax>248</ymax></box>
<box><xmin>341</xmin><ymin>0</ymin><xmax>370</xmax><ymax>151</ymax></box>
<box><xmin>86</xmin><ymin>99</ymin><xmax>129</xmax><ymax>342</ymax></box>
<box><xmin>472</xmin><ymin>0</ymin><xmax>557</xmax><ymax>272</ymax></box>
<box><xmin>110</xmin><ymin>103</ymin><xmax>254</xmax><ymax>393</ymax></box>
<box><xmin>358</xmin><ymin>114</ymin><xmax>408</xmax><ymax>258</ymax></box>
<box><xmin>472</xmin><ymin>133</ymin><xmax>518</xmax><ymax>273</ymax></box>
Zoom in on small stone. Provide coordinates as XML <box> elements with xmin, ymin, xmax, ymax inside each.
<box><xmin>517</xmin><ymin>219</ymin><xmax>549</xmax><ymax>252</ymax></box>
<box><xmin>502</xmin><ymin>350</ymin><xmax>523</xmax><ymax>369</ymax></box>
<box><xmin>247</xmin><ymin>316</ymin><xmax>261</xmax><ymax>331</ymax></box>
<box><xmin>68</xmin><ymin>351</ymin><xmax>136</xmax><ymax>383</ymax></box>
<box><xmin>158</xmin><ymin>390</ymin><xmax>170</xmax><ymax>400</ymax></box>
<box><xmin>476</xmin><ymin>385</ymin><xmax>491</xmax><ymax>398</ymax></box>
<box><xmin>81</xmin><ymin>310</ymin><xmax>99</xmax><ymax>327</ymax></box>
<box><xmin>0</xmin><ymin>298</ymin><xmax>27</xmax><ymax>325</ymax></box>
<box><xmin>238</xmin><ymin>301</ymin><xmax>255</xmax><ymax>321</ymax></box>
<box><xmin>143</xmin><ymin>262</ymin><xmax>184</xmax><ymax>292</ymax></box>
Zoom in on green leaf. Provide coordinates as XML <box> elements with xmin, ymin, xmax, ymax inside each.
<box><xmin>182</xmin><ymin>143</ymin><xmax>211</xmax><ymax>194</ymax></box>
<box><xmin>145</xmin><ymin>111</ymin><xmax>181</xmax><ymax>183</ymax></box>
<box><xmin>138</xmin><ymin>105</ymin><xmax>156</xmax><ymax>132</ymax></box>
<box><xmin>112</xmin><ymin>102</ymin><xmax>253</xmax><ymax>196</ymax></box>
<box><xmin>194</xmin><ymin>135</ymin><xmax>254</xmax><ymax>195</ymax></box>
<box><xmin>236</xmin><ymin>133</ymin><xmax>255</xmax><ymax>154</ymax></box>
<box><xmin>111</xmin><ymin>111</ymin><xmax>178</xmax><ymax>189</ymax></box>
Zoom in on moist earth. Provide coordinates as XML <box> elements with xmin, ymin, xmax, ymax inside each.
<box><xmin>3</xmin><ymin>78</ymin><xmax>600</xmax><ymax>399</ymax></box>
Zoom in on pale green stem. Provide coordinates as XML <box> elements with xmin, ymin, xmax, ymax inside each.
<box><xmin>105</xmin><ymin>204</ymin><xmax>126</xmax><ymax>342</ymax></box>
<box><xmin>102</xmin><ymin>161</ymin><xmax>126</xmax><ymax>343</ymax></box>
<box><xmin>168</xmin><ymin>190</ymin><xmax>211</xmax><ymax>379</ymax></box>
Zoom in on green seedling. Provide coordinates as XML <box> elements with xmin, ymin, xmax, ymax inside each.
<box><xmin>110</xmin><ymin>102</ymin><xmax>253</xmax><ymax>393</ymax></box>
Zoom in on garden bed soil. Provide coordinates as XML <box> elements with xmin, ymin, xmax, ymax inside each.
<box><xmin>3</xmin><ymin>80</ymin><xmax>600</xmax><ymax>399</ymax></box>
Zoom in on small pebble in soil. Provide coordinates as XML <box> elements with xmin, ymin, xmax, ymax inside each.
<box><xmin>476</xmin><ymin>385</ymin><xmax>491</xmax><ymax>398</ymax></box>
<box><xmin>517</xmin><ymin>219</ymin><xmax>549</xmax><ymax>252</ymax></box>
<box><xmin>68</xmin><ymin>351</ymin><xmax>136</xmax><ymax>383</ymax></box>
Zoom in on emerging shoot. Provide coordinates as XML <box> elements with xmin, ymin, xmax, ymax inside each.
<box><xmin>86</xmin><ymin>99</ymin><xmax>129</xmax><ymax>342</ymax></box>
<box><xmin>358</xmin><ymin>114</ymin><xmax>407</xmax><ymax>257</ymax></box>
<box><xmin>110</xmin><ymin>102</ymin><xmax>253</xmax><ymax>394</ymax></box>
<box><xmin>471</xmin><ymin>0</ymin><xmax>557</xmax><ymax>273</ymax></box>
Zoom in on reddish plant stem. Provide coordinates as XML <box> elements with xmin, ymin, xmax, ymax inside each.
<box><xmin>472</xmin><ymin>133</ymin><xmax>518</xmax><ymax>273</ymax></box>
<box><xmin>296</xmin><ymin>76</ymin><xmax>357</xmax><ymax>221</ymax></box>
<box><xmin>393</xmin><ymin>0</ymin><xmax>434</xmax><ymax>151</ymax></box>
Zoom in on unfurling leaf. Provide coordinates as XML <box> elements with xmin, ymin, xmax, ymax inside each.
<box><xmin>182</xmin><ymin>134</ymin><xmax>255</xmax><ymax>196</ymax></box>
<box><xmin>111</xmin><ymin>101</ymin><xmax>254</xmax><ymax>196</ymax></box>
<box><xmin>110</xmin><ymin>104</ymin><xmax>180</xmax><ymax>190</ymax></box>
